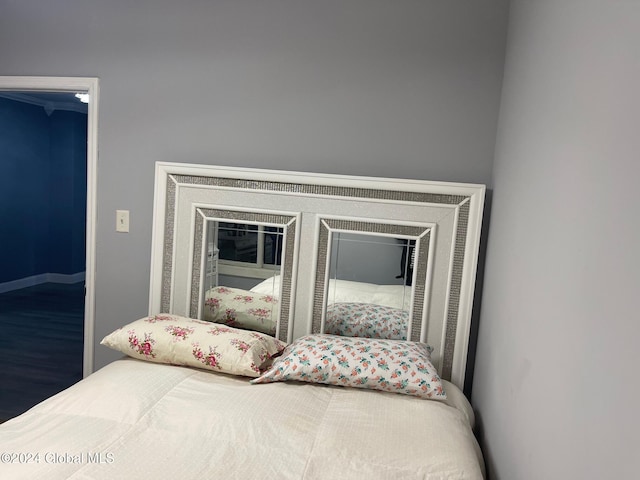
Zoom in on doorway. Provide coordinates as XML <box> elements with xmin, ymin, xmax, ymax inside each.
<box><xmin>0</xmin><ymin>77</ymin><xmax>98</xmax><ymax>419</ymax></box>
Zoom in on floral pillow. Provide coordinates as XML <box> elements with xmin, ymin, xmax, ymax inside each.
<box><xmin>251</xmin><ymin>334</ymin><xmax>446</xmax><ymax>400</ymax></box>
<box><xmin>204</xmin><ymin>286</ymin><xmax>278</xmax><ymax>336</ymax></box>
<box><xmin>325</xmin><ymin>302</ymin><xmax>409</xmax><ymax>340</ymax></box>
<box><xmin>101</xmin><ymin>314</ymin><xmax>287</xmax><ymax>377</ymax></box>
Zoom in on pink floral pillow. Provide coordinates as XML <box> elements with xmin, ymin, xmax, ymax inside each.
<box><xmin>204</xmin><ymin>286</ymin><xmax>278</xmax><ymax>336</ymax></box>
<box><xmin>251</xmin><ymin>334</ymin><xmax>446</xmax><ymax>400</ymax></box>
<box><xmin>325</xmin><ymin>302</ymin><xmax>408</xmax><ymax>340</ymax></box>
<box><xmin>101</xmin><ymin>314</ymin><xmax>287</xmax><ymax>377</ymax></box>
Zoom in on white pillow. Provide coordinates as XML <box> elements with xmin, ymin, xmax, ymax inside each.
<box><xmin>101</xmin><ymin>314</ymin><xmax>286</xmax><ymax>377</ymax></box>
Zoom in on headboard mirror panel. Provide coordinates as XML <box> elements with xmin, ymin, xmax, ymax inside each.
<box><xmin>192</xmin><ymin>209</ymin><xmax>298</xmax><ymax>339</ymax></box>
<box><xmin>313</xmin><ymin>217</ymin><xmax>432</xmax><ymax>343</ymax></box>
<box><xmin>149</xmin><ymin>162</ymin><xmax>485</xmax><ymax>389</ymax></box>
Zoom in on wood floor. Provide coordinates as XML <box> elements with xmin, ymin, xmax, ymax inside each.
<box><xmin>0</xmin><ymin>282</ymin><xmax>84</xmax><ymax>421</ymax></box>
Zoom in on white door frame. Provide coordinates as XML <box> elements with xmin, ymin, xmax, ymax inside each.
<box><xmin>0</xmin><ymin>76</ymin><xmax>98</xmax><ymax>377</ymax></box>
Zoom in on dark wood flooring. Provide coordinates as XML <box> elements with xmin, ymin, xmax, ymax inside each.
<box><xmin>0</xmin><ymin>282</ymin><xmax>84</xmax><ymax>421</ymax></box>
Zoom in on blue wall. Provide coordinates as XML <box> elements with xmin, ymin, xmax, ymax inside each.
<box><xmin>0</xmin><ymin>98</ymin><xmax>87</xmax><ymax>284</ymax></box>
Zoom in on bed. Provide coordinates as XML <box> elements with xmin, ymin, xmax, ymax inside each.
<box><xmin>0</xmin><ymin>164</ymin><xmax>486</xmax><ymax>479</ymax></box>
<box><xmin>0</xmin><ymin>355</ymin><xmax>483</xmax><ymax>479</ymax></box>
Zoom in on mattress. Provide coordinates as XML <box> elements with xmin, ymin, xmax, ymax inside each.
<box><xmin>0</xmin><ymin>358</ymin><xmax>484</xmax><ymax>479</ymax></box>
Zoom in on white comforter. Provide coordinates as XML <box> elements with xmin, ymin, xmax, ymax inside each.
<box><xmin>0</xmin><ymin>358</ymin><xmax>484</xmax><ymax>479</ymax></box>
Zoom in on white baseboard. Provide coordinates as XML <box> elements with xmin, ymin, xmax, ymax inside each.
<box><xmin>0</xmin><ymin>272</ymin><xmax>86</xmax><ymax>294</ymax></box>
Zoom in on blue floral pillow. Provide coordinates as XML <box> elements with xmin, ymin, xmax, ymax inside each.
<box><xmin>251</xmin><ymin>334</ymin><xmax>446</xmax><ymax>400</ymax></box>
<box><xmin>325</xmin><ymin>302</ymin><xmax>408</xmax><ymax>340</ymax></box>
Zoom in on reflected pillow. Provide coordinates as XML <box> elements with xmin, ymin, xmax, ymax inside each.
<box><xmin>101</xmin><ymin>314</ymin><xmax>286</xmax><ymax>377</ymax></box>
<box><xmin>204</xmin><ymin>286</ymin><xmax>279</xmax><ymax>336</ymax></box>
<box><xmin>251</xmin><ymin>334</ymin><xmax>446</xmax><ymax>400</ymax></box>
<box><xmin>325</xmin><ymin>302</ymin><xmax>408</xmax><ymax>340</ymax></box>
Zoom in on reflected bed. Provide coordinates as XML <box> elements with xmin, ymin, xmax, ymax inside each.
<box><xmin>250</xmin><ymin>275</ymin><xmax>413</xmax><ymax>311</ymax></box>
<box><xmin>251</xmin><ymin>275</ymin><xmax>413</xmax><ymax>339</ymax></box>
<box><xmin>202</xmin><ymin>276</ymin><xmax>413</xmax><ymax>339</ymax></box>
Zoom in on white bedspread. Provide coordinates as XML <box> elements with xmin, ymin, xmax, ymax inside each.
<box><xmin>0</xmin><ymin>358</ymin><xmax>484</xmax><ymax>479</ymax></box>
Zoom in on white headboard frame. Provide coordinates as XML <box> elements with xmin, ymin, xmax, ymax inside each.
<box><xmin>149</xmin><ymin>162</ymin><xmax>485</xmax><ymax>390</ymax></box>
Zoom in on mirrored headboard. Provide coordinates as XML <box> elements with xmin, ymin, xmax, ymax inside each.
<box><xmin>149</xmin><ymin>162</ymin><xmax>485</xmax><ymax>389</ymax></box>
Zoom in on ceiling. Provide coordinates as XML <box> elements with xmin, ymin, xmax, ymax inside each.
<box><xmin>0</xmin><ymin>91</ymin><xmax>88</xmax><ymax>115</ymax></box>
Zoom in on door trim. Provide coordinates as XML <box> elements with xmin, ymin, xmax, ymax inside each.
<box><xmin>0</xmin><ymin>76</ymin><xmax>98</xmax><ymax>377</ymax></box>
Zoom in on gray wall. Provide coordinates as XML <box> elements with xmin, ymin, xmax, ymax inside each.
<box><xmin>472</xmin><ymin>1</ymin><xmax>640</xmax><ymax>478</ymax></box>
<box><xmin>5</xmin><ymin>0</ymin><xmax>638</xmax><ymax>477</ymax></box>
<box><xmin>0</xmin><ymin>1</ymin><xmax>509</xmax><ymax>369</ymax></box>
<box><xmin>330</xmin><ymin>233</ymin><xmax>407</xmax><ymax>286</ymax></box>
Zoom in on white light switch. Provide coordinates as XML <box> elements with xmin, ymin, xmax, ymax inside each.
<box><xmin>116</xmin><ymin>210</ymin><xmax>130</xmax><ymax>233</ymax></box>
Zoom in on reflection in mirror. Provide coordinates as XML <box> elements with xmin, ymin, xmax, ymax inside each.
<box><xmin>215</xmin><ymin>222</ymin><xmax>284</xmax><ymax>267</ymax></box>
<box><xmin>325</xmin><ymin>233</ymin><xmax>414</xmax><ymax>340</ymax></box>
<box><xmin>202</xmin><ymin>221</ymin><xmax>284</xmax><ymax>337</ymax></box>
<box><xmin>313</xmin><ymin>218</ymin><xmax>432</xmax><ymax>343</ymax></box>
<box><xmin>210</xmin><ymin>221</ymin><xmax>283</xmax><ymax>286</ymax></box>
<box><xmin>187</xmin><ymin>207</ymin><xmax>297</xmax><ymax>342</ymax></box>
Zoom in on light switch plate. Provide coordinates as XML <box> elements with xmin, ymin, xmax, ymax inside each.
<box><xmin>116</xmin><ymin>210</ymin><xmax>130</xmax><ymax>233</ymax></box>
